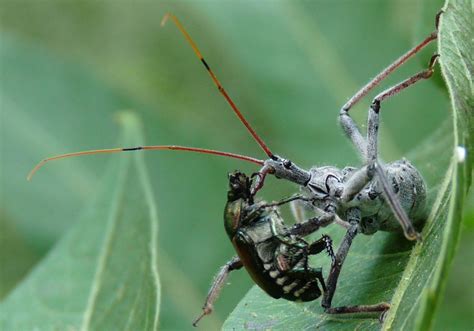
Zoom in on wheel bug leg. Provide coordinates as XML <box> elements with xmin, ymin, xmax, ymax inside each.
<box><xmin>319</xmin><ymin>54</ymin><xmax>440</xmax><ymax>315</ymax></box>
<box><xmin>321</xmin><ymin>209</ymin><xmax>390</xmax><ymax>316</ymax></box>
<box><xmin>257</xmin><ymin>195</ymin><xmax>336</xmax><ymax>237</ymax></box>
<box><xmin>341</xmin><ymin>54</ymin><xmax>439</xmax><ymax>240</ymax></box>
<box><xmin>339</xmin><ymin>17</ymin><xmax>439</xmax><ymax>161</ymax></box>
<box><xmin>288</xmin><ymin>213</ymin><xmax>335</xmax><ymax>238</ymax></box>
<box><xmin>192</xmin><ymin>256</ymin><xmax>243</xmax><ymax>327</ymax></box>
<box><xmin>258</xmin><ymin>194</ymin><xmax>314</xmax><ymax>208</ymax></box>
<box><xmin>325</xmin><ymin>303</ymin><xmax>391</xmax><ymax>316</ymax></box>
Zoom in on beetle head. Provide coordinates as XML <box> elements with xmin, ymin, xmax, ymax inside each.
<box><xmin>227</xmin><ymin>171</ymin><xmax>253</xmax><ymax>203</ymax></box>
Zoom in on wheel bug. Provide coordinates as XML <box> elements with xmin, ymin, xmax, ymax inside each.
<box><xmin>28</xmin><ymin>11</ymin><xmax>441</xmax><ymax>324</ymax></box>
<box><xmin>192</xmin><ymin>171</ymin><xmax>338</xmax><ymax>326</ymax></box>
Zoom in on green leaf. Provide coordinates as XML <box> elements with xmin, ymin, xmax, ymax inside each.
<box><xmin>0</xmin><ymin>113</ymin><xmax>161</xmax><ymax>330</ymax></box>
<box><xmin>223</xmin><ymin>2</ymin><xmax>472</xmax><ymax>330</ymax></box>
<box><xmin>410</xmin><ymin>0</ymin><xmax>473</xmax><ymax>329</ymax></box>
<box><xmin>1</xmin><ymin>1</ymin><xmax>468</xmax><ymax>330</ymax></box>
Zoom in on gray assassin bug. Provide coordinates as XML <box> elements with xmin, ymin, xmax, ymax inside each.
<box><xmin>28</xmin><ymin>11</ymin><xmax>441</xmax><ymax>324</ymax></box>
<box><xmin>191</xmin><ymin>171</ymin><xmax>339</xmax><ymax>326</ymax></box>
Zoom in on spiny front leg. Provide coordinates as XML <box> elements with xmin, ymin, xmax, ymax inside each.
<box><xmin>193</xmin><ymin>256</ymin><xmax>243</xmax><ymax>326</ymax></box>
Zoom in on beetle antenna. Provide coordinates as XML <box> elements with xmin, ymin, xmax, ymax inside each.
<box><xmin>27</xmin><ymin>145</ymin><xmax>264</xmax><ymax>180</ymax></box>
<box><xmin>161</xmin><ymin>13</ymin><xmax>275</xmax><ymax>158</ymax></box>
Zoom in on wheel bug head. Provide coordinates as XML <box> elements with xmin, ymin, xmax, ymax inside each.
<box><xmin>262</xmin><ymin>157</ymin><xmax>311</xmax><ymax>186</ymax></box>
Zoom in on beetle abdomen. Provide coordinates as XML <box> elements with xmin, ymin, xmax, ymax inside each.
<box><xmin>233</xmin><ymin>229</ymin><xmax>322</xmax><ymax>302</ymax></box>
<box><xmin>232</xmin><ymin>230</ymin><xmax>283</xmax><ymax>298</ymax></box>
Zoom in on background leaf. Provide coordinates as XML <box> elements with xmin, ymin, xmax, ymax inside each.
<box><xmin>0</xmin><ymin>113</ymin><xmax>161</xmax><ymax>330</ymax></box>
<box><xmin>0</xmin><ymin>1</ymin><xmax>471</xmax><ymax>330</ymax></box>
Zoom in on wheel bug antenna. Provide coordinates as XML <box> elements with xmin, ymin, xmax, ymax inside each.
<box><xmin>161</xmin><ymin>13</ymin><xmax>275</xmax><ymax>159</ymax></box>
<box><xmin>27</xmin><ymin>145</ymin><xmax>264</xmax><ymax>181</ymax></box>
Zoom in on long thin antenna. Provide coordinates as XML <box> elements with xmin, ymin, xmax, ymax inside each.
<box><xmin>161</xmin><ymin>13</ymin><xmax>274</xmax><ymax>158</ymax></box>
<box><xmin>27</xmin><ymin>145</ymin><xmax>264</xmax><ymax>180</ymax></box>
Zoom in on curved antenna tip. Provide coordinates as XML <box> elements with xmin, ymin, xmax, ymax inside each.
<box><xmin>161</xmin><ymin>13</ymin><xmax>171</xmax><ymax>27</ymax></box>
<box><xmin>27</xmin><ymin>161</ymin><xmax>43</xmax><ymax>181</ymax></box>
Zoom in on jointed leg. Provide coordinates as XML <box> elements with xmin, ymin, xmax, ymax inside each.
<box><xmin>244</xmin><ymin>194</ymin><xmax>312</xmax><ymax>224</ymax></box>
<box><xmin>339</xmin><ymin>14</ymin><xmax>439</xmax><ymax>161</ymax></box>
<box><xmin>259</xmin><ymin>194</ymin><xmax>314</xmax><ymax>209</ymax></box>
<box><xmin>365</xmin><ymin>54</ymin><xmax>439</xmax><ymax>241</ymax></box>
<box><xmin>193</xmin><ymin>256</ymin><xmax>243</xmax><ymax>326</ymax></box>
<box><xmin>325</xmin><ymin>303</ymin><xmax>390</xmax><ymax>316</ymax></box>
<box><xmin>367</xmin><ymin>54</ymin><xmax>439</xmax><ymax>163</ymax></box>
<box><xmin>340</xmin><ymin>164</ymin><xmax>375</xmax><ymax>203</ymax></box>
<box><xmin>341</xmin><ymin>53</ymin><xmax>438</xmax><ymax>240</ymax></box>
<box><xmin>287</xmin><ymin>212</ymin><xmax>335</xmax><ymax>237</ymax></box>
<box><xmin>308</xmin><ymin>235</ymin><xmax>335</xmax><ymax>264</ymax></box>
<box><xmin>322</xmin><ymin>209</ymin><xmax>360</xmax><ymax>309</ymax></box>
<box><xmin>288</xmin><ymin>267</ymin><xmax>327</xmax><ymax>292</ymax></box>
<box><xmin>321</xmin><ymin>209</ymin><xmax>389</xmax><ymax>318</ymax></box>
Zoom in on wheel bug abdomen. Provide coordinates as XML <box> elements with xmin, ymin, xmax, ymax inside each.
<box><xmin>302</xmin><ymin>159</ymin><xmax>427</xmax><ymax>236</ymax></box>
<box><xmin>361</xmin><ymin>159</ymin><xmax>427</xmax><ymax>234</ymax></box>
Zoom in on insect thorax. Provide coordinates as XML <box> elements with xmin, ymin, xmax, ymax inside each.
<box><xmin>304</xmin><ymin>159</ymin><xmax>427</xmax><ymax>235</ymax></box>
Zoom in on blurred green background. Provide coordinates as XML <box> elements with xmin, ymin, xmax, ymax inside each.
<box><xmin>0</xmin><ymin>0</ymin><xmax>472</xmax><ymax>330</ymax></box>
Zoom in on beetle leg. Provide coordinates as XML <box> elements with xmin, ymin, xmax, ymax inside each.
<box><xmin>269</xmin><ymin>217</ymin><xmax>308</xmax><ymax>249</ymax></box>
<box><xmin>287</xmin><ymin>267</ymin><xmax>326</xmax><ymax>293</ymax></box>
<box><xmin>193</xmin><ymin>256</ymin><xmax>243</xmax><ymax>327</ymax></box>
<box><xmin>308</xmin><ymin>235</ymin><xmax>335</xmax><ymax>263</ymax></box>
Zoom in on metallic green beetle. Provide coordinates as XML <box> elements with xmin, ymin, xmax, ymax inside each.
<box><xmin>193</xmin><ymin>171</ymin><xmax>335</xmax><ymax>326</ymax></box>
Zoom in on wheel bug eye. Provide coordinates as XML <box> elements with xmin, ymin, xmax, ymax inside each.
<box><xmin>283</xmin><ymin>159</ymin><xmax>292</xmax><ymax>169</ymax></box>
